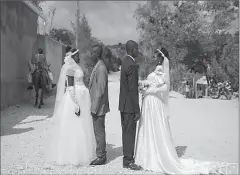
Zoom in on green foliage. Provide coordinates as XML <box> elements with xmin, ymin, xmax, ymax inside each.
<box><xmin>80</xmin><ymin>52</ymin><xmax>94</xmax><ymax>87</ymax></box>
<box><xmin>103</xmin><ymin>46</ymin><xmax>121</xmax><ymax>73</ymax></box>
<box><xmin>170</xmin><ymin>63</ymin><xmax>189</xmax><ymax>91</ymax></box>
<box><xmin>49</xmin><ymin>28</ymin><xmax>75</xmax><ymax>46</ymax></box>
<box><xmin>219</xmin><ymin>33</ymin><xmax>239</xmax><ymax>90</ymax></box>
<box><xmin>70</xmin><ymin>14</ymin><xmax>105</xmax><ymax>85</ymax></box>
<box><xmin>71</xmin><ymin>15</ymin><xmax>103</xmax><ymax>52</ymax></box>
<box><xmin>134</xmin><ymin>1</ymin><xmax>239</xmax><ymax>91</ymax></box>
<box><xmin>109</xmin><ymin>43</ymin><xmax>126</xmax><ymax>60</ymax></box>
<box><xmin>102</xmin><ymin>47</ymin><xmax>113</xmax><ymax>73</ymax></box>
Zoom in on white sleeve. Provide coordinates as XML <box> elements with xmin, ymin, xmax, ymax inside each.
<box><xmin>66</xmin><ymin>86</ymin><xmax>80</xmax><ymax>109</ymax></box>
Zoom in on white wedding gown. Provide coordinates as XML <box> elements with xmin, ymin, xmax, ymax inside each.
<box><xmin>46</xmin><ymin>68</ymin><xmax>96</xmax><ymax>166</ymax></box>
<box><xmin>135</xmin><ymin>72</ymin><xmax>227</xmax><ymax>174</ymax></box>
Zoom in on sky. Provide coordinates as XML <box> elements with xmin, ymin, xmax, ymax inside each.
<box><xmin>40</xmin><ymin>1</ymin><xmax>174</xmax><ymax>45</ymax></box>
<box><xmin>39</xmin><ymin>1</ymin><xmax>238</xmax><ymax>45</ymax></box>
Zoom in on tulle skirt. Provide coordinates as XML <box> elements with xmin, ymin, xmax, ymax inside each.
<box><xmin>135</xmin><ymin>94</ymin><xmax>227</xmax><ymax>174</ymax></box>
<box><xmin>46</xmin><ymin>86</ymin><xmax>96</xmax><ymax>166</ymax></box>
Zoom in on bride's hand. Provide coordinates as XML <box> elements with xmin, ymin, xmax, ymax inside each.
<box><xmin>75</xmin><ymin>107</ymin><xmax>80</xmax><ymax>117</ymax></box>
<box><xmin>141</xmin><ymin>87</ymin><xmax>149</xmax><ymax>97</ymax></box>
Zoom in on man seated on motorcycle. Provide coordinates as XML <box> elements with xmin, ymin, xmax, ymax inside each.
<box><xmin>27</xmin><ymin>48</ymin><xmax>56</xmax><ymax>90</ymax></box>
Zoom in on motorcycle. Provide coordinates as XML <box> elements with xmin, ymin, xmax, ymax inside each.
<box><xmin>208</xmin><ymin>79</ymin><xmax>233</xmax><ymax>100</ymax></box>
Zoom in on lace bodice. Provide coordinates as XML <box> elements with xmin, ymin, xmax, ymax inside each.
<box><xmin>65</xmin><ymin>68</ymin><xmax>84</xmax><ymax>86</ymax></box>
<box><xmin>64</xmin><ymin>68</ymin><xmax>86</xmax><ymax>112</ymax></box>
<box><xmin>74</xmin><ymin>69</ymin><xmax>84</xmax><ymax>86</ymax></box>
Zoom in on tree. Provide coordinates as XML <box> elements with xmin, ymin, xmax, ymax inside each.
<box><xmin>135</xmin><ymin>1</ymin><xmax>239</xmax><ymax>91</ymax></box>
<box><xmin>71</xmin><ymin>14</ymin><xmax>96</xmax><ymax>52</ymax></box>
<box><xmin>49</xmin><ymin>28</ymin><xmax>75</xmax><ymax>46</ymax></box>
<box><xmin>134</xmin><ymin>1</ymin><xmax>205</xmax><ymax>89</ymax></box>
<box><xmin>103</xmin><ymin>47</ymin><xmax>113</xmax><ymax>73</ymax></box>
<box><xmin>135</xmin><ymin>1</ymin><xmax>202</xmax><ymax>67</ymax></box>
<box><xmin>219</xmin><ymin>32</ymin><xmax>239</xmax><ymax>91</ymax></box>
<box><xmin>48</xmin><ymin>6</ymin><xmax>56</xmax><ymax>32</ymax></box>
<box><xmin>71</xmin><ymin>14</ymin><xmax>104</xmax><ymax>85</ymax></box>
<box><xmin>108</xmin><ymin>43</ymin><xmax>126</xmax><ymax>60</ymax></box>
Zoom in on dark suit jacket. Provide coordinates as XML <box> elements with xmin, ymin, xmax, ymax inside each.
<box><xmin>118</xmin><ymin>55</ymin><xmax>140</xmax><ymax>114</ymax></box>
<box><xmin>89</xmin><ymin>60</ymin><xmax>110</xmax><ymax>116</ymax></box>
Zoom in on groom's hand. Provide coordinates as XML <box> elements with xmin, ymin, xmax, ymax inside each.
<box><xmin>134</xmin><ymin>112</ymin><xmax>141</xmax><ymax>122</ymax></box>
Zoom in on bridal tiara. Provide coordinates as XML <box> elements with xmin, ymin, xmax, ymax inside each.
<box><xmin>72</xmin><ymin>49</ymin><xmax>79</xmax><ymax>56</ymax></box>
<box><xmin>64</xmin><ymin>49</ymin><xmax>79</xmax><ymax>64</ymax></box>
<box><xmin>156</xmin><ymin>49</ymin><xmax>166</xmax><ymax>59</ymax></box>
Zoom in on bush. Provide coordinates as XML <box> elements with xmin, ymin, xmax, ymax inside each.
<box><xmin>103</xmin><ymin>46</ymin><xmax>121</xmax><ymax>72</ymax></box>
<box><xmin>80</xmin><ymin>52</ymin><xmax>94</xmax><ymax>87</ymax></box>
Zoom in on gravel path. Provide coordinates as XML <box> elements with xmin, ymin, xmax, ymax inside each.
<box><xmin>1</xmin><ymin>72</ymin><xmax>238</xmax><ymax>174</ymax></box>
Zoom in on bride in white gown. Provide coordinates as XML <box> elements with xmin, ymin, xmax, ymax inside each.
<box><xmin>46</xmin><ymin>49</ymin><xmax>96</xmax><ymax>166</ymax></box>
<box><xmin>134</xmin><ymin>48</ymin><xmax>227</xmax><ymax>174</ymax></box>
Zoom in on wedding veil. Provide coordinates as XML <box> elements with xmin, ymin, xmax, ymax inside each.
<box><xmin>53</xmin><ymin>49</ymin><xmax>80</xmax><ymax>119</ymax></box>
<box><xmin>157</xmin><ymin>49</ymin><xmax>170</xmax><ymax>117</ymax></box>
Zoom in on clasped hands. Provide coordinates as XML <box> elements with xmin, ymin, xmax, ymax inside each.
<box><xmin>139</xmin><ymin>80</ymin><xmax>150</xmax><ymax>98</ymax></box>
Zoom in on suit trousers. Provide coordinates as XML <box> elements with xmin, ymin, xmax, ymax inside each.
<box><xmin>92</xmin><ymin>114</ymin><xmax>107</xmax><ymax>158</ymax></box>
<box><xmin>121</xmin><ymin>112</ymin><xmax>137</xmax><ymax>165</ymax></box>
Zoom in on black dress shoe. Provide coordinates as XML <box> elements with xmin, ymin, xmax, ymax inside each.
<box><xmin>90</xmin><ymin>156</ymin><xmax>107</xmax><ymax>166</ymax></box>
<box><xmin>123</xmin><ymin>163</ymin><xmax>143</xmax><ymax>170</ymax></box>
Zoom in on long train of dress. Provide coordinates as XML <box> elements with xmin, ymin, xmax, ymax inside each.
<box><xmin>46</xmin><ymin>84</ymin><xmax>96</xmax><ymax>166</ymax></box>
<box><xmin>135</xmin><ymin>86</ymin><xmax>227</xmax><ymax>174</ymax></box>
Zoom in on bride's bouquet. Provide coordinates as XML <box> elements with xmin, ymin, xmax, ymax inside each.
<box><xmin>138</xmin><ymin>65</ymin><xmax>166</xmax><ymax>95</ymax></box>
<box><xmin>139</xmin><ymin>80</ymin><xmax>149</xmax><ymax>92</ymax></box>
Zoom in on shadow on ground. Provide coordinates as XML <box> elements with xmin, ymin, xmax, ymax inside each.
<box><xmin>107</xmin><ymin>144</ymin><xmax>122</xmax><ymax>163</ymax></box>
<box><xmin>106</xmin><ymin>144</ymin><xmax>186</xmax><ymax>162</ymax></box>
<box><xmin>107</xmin><ymin>144</ymin><xmax>187</xmax><ymax>163</ymax></box>
<box><xmin>1</xmin><ymin>97</ymin><xmax>54</xmax><ymax>137</ymax></box>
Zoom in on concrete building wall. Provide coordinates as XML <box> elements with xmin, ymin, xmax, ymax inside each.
<box><xmin>44</xmin><ymin>36</ymin><xmax>65</xmax><ymax>84</ymax></box>
<box><xmin>0</xmin><ymin>2</ymin><xmax>65</xmax><ymax>110</ymax></box>
<box><xmin>1</xmin><ymin>2</ymin><xmax>38</xmax><ymax>110</ymax></box>
<box><xmin>32</xmin><ymin>35</ymin><xmax>65</xmax><ymax>84</ymax></box>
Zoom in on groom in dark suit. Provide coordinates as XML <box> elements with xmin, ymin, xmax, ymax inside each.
<box><xmin>119</xmin><ymin>40</ymin><xmax>142</xmax><ymax>170</ymax></box>
<box><xmin>89</xmin><ymin>44</ymin><xmax>110</xmax><ymax>165</ymax></box>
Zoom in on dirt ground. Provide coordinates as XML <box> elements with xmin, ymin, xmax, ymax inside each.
<box><xmin>1</xmin><ymin>72</ymin><xmax>239</xmax><ymax>174</ymax></box>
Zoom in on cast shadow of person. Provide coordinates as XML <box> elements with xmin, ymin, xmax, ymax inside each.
<box><xmin>106</xmin><ymin>144</ymin><xmax>122</xmax><ymax>163</ymax></box>
<box><xmin>105</xmin><ymin>144</ymin><xmax>187</xmax><ymax>163</ymax></box>
<box><xmin>1</xmin><ymin>100</ymin><xmax>52</xmax><ymax>136</ymax></box>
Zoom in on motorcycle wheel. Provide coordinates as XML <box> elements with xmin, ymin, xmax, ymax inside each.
<box><xmin>225</xmin><ymin>91</ymin><xmax>233</xmax><ymax>100</ymax></box>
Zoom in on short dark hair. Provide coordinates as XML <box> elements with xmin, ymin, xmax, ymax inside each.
<box><xmin>66</xmin><ymin>45</ymin><xmax>72</xmax><ymax>53</ymax></box>
<box><xmin>160</xmin><ymin>47</ymin><xmax>169</xmax><ymax>59</ymax></box>
<box><xmin>126</xmin><ymin>40</ymin><xmax>138</xmax><ymax>54</ymax></box>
